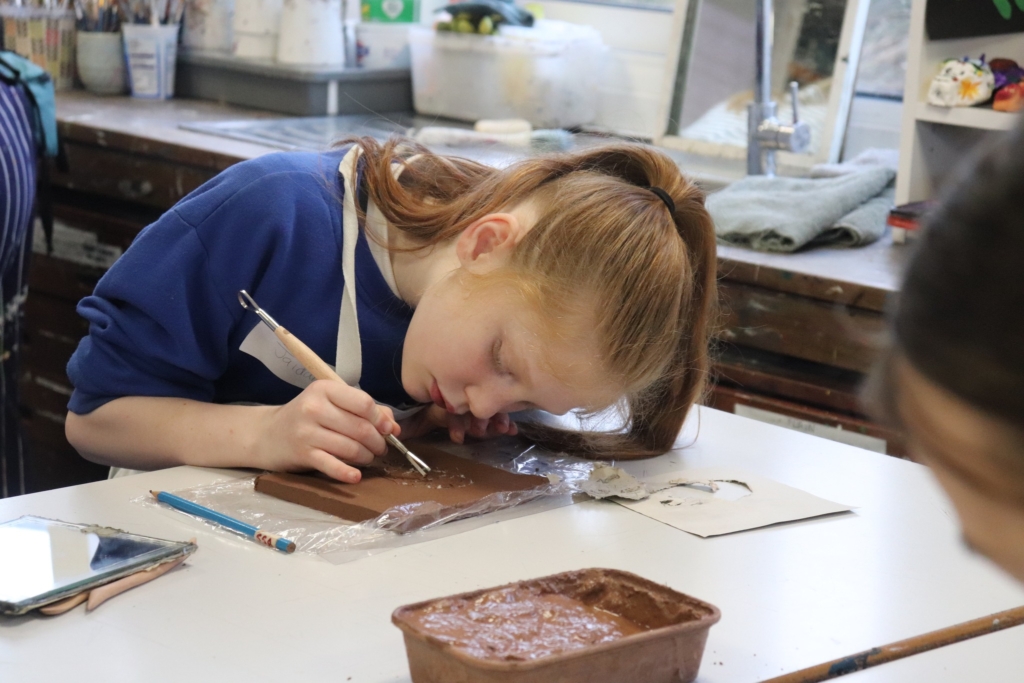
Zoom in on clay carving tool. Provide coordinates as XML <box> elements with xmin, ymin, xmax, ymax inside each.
<box><xmin>237</xmin><ymin>289</ymin><xmax>431</xmax><ymax>477</ymax></box>
<box><xmin>152</xmin><ymin>490</ymin><xmax>296</xmax><ymax>553</ymax></box>
<box><xmin>759</xmin><ymin>604</ymin><xmax>1024</xmax><ymax>683</ymax></box>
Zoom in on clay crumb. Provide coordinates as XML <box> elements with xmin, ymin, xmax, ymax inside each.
<box><xmin>581</xmin><ymin>465</ymin><xmax>649</xmax><ymax>501</ymax></box>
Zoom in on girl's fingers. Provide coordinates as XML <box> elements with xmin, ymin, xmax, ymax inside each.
<box><xmin>450</xmin><ymin>425</ymin><xmax>465</xmax><ymax>444</ymax></box>
<box><xmin>314</xmin><ymin>410</ymin><xmax>387</xmax><ymax>459</ymax></box>
<box><xmin>469</xmin><ymin>417</ymin><xmax>489</xmax><ymax>438</ymax></box>
<box><xmin>308</xmin><ymin>449</ymin><xmax>363</xmax><ymax>484</ymax></box>
<box><xmin>377</xmin><ymin>404</ymin><xmax>397</xmax><ymax>436</ymax></box>
<box><xmin>320</xmin><ymin>381</ymin><xmax>395</xmax><ymax>435</ymax></box>
<box><xmin>308</xmin><ymin>384</ymin><xmax>389</xmax><ymax>455</ymax></box>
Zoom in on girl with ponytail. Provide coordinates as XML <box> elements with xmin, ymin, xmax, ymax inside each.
<box><xmin>65</xmin><ymin>136</ymin><xmax>717</xmax><ymax>481</ymax></box>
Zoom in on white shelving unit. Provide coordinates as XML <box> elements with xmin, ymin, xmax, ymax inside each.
<box><xmin>895</xmin><ymin>0</ymin><xmax>1024</xmax><ymax>239</ymax></box>
<box><xmin>913</xmin><ymin>101</ymin><xmax>1020</xmax><ymax>131</ymax></box>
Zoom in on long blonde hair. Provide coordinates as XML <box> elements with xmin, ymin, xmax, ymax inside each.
<box><xmin>350</xmin><ymin>136</ymin><xmax>718</xmax><ymax>460</ymax></box>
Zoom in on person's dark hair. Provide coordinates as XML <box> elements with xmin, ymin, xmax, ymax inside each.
<box><xmin>872</xmin><ymin>120</ymin><xmax>1024</xmax><ymax>432</ymax></box>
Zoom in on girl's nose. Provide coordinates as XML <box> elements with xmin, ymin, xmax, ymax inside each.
<box><xmin>466</xmin><ymin>386</ymin><xmax>507</xmax><ymax>421</ymax></box>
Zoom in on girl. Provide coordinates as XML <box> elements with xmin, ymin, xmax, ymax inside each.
<box><xmin>65</xmin><ymin>137</ymin><xmax>717</xmax><ymax>484</ymax></box>
<box><xmin>865</xmin><ymin>121</ymin><xmax>1024</xmax><ymax>584</ymax></box>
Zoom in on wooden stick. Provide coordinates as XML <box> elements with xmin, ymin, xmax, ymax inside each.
<box><xmin>274</xmin><ymin>326</ymin><xmax>338</xmax><ymax>382</ymax></box>
<box><xmin>760</xmin><ymin>605</ymin><xmax>1024</xmax><ymax>683</ymax></box>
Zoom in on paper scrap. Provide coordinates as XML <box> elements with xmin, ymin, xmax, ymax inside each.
<box><xmin>580</xmin><ymin>465</ymin><xmax>650</xmax><ymax>501</ymax></box>
<box><xmin>615</xmin><ymin>467</ymin><xmax>853</xmax><ymax>537</ymax></box>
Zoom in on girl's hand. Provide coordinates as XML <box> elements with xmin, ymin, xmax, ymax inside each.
<box><xmin>400</xmin><ymin>404</ymin><xmax>517</xmax><ymax>444</ymax></box>
<box><xmin>254</xmin><ymin>380</ymin><xmax>398</xmax><ymax>484</ymax></box>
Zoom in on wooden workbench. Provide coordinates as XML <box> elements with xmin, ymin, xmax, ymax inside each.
<box><xmin>21</xmin><ymin>92</ymin><xmax>910</xmax><ymax>493</ymax></box>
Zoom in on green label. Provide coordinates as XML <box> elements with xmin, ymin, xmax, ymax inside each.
<box><xmin>361</xmin><ymin>0</ymin><xmax>417</xmax><ymax>22</ymax></box>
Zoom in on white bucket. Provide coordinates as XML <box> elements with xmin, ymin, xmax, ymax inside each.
<box><xmin>234</xmin><ymin>31</ymin><xmax>278</xmax><ymax>58</ymax></box>
<box><xmin>276</xmin><ymin>0</ymin><xmax>344</xmax><ymax>65</ymax></box>
<box><xmin>76</xmin><ymin>31</ymin><xmax>127</xmax><ymax>95</ymax></box>
<box><xmin>182</xmin><ymin>0</ymin><xmax>234</xmax><ymax>52</ymax></box>
<box><xmin>232</xmin><ymin>0</ymin><xmax>281</xmax><ymax>57</ymax></box>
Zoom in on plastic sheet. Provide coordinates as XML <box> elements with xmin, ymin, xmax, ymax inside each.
<box><xmin>134</xmin><ymin>435</ymin><xmax>595</xmax><ymax>564</ymax></box>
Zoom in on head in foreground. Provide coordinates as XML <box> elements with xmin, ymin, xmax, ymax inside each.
<box><xmin>866</xmin><ymin>123</ymin><xmax>1024</xmax><ymax>583</ymax></box>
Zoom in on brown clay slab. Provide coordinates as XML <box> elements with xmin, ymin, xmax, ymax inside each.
<box><xmin>254</xmin><ymin>440</ymin><xmax>548</xmax><ymax>530</ymax></box>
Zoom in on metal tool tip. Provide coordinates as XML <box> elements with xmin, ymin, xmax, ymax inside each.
<box><xmin>237</xmin><ymin>290</ymin><xmax>253</xmax><ymax>310</ymax></box>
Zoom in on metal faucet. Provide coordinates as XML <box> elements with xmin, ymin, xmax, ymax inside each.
<box><xmin>747</xmin><ymin>0</ymin><xmax>811</xmax><ymax>176</ymax></box>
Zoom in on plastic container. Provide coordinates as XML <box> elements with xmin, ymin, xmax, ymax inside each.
<box><xmin>356</xmin><ymin>21</ymin><xmax>411</xmax><ymax>68</ymax></box>
<box><xmin>122</xmin><ymin>23</ymin><xmax>180</xmax><ymax>99</ymax></box>
<box><xmin>391</xmin><ymin>568</ymin><xmax>721</xmax><ymax>683</ymax></box>
<box><xmin>0</xmin><ymin>6</ymin><xmax>76</xmax><ymax>90</ymax></box>
<box><xmin>408</xmin><ymin>21</ymin><xmax>605</xmax><ymax>129</ymax></box>
<box><xmin>175</xmin><ymin>50</ymin><xmax>412</xmax><ymax>115</ymax></box>
<box><xmin>76</xmin><ymin>31</ymin><xmax>127</xmax><ymax>95</ymax></box>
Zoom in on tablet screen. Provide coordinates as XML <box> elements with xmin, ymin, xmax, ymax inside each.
<box><xmin>0</xmin><ymin>516</ymin><xmax>195</xmax><ymax>615</ymax></box>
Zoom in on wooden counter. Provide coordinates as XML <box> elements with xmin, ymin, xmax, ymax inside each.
<box><xmin>21</xmin><ymin>92</ymin><xmax>910</xmax><ymax>493</ymax></box>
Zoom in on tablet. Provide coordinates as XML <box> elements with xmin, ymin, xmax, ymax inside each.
<box><xmin>0</xmin><ymin>516</ymin><xmax>197</xmax><ymax>615</ymax></box>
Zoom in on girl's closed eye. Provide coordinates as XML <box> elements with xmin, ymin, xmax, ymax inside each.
<box><xmin>492</xmin><ymin>338</ymin><xmax>508</xmax><ymax>375</ymax></box>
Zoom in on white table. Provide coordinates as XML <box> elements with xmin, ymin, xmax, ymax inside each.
<box><xmin>3</xmin><ymin>407</ymin><xmax>1023</xmax><ymax>682</ymax></box>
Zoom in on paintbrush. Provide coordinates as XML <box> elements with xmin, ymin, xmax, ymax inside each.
<box><xmin>759</xmin><ymin>604</ymin><xmax>1024</xmax><ymax>683</ymax></box>
<box><xmin>237</xmin><ymin>290</ymin><xmax>431</xmax><ymax>478</ymax></box>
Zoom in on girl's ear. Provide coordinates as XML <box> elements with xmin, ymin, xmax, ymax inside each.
<box><xmin>455</xmin><ymin>213</ymin><xmax>523</xmax><ymax>273</ymax></box>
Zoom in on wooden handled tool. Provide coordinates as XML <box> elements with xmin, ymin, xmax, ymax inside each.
<box><xmin>237</xmin><ymin>290</ymin><xmax>430</xmax><ymax>477</ymax></box>
<box><xmin>760</xmin><ymin>604</ymin><xmax>1024</xmax><ymax>683</ymax></box>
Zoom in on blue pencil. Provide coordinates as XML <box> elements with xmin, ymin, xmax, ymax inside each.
<box><xmin>151</xmin><ymin>490</ymin><xmax>296</xmax><ymax>554</ymax></box>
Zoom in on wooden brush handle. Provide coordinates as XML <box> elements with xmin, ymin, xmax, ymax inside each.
<box><xmin>760</xmin><ymin>604</ymin><xmax>1024</xmax><ymax>683</ymax></box>
<box><xmin>274</xmin><ymin>325</ymin><xmax>415</xmax><ymax>464</ymax></box>
<box><xmin>274</xmin><ymin>327</ymin><xmax>343</xmax><ymax>383</ymax></box>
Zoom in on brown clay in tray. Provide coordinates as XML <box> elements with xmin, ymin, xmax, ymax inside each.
<box><xmin>392</xmin><ymin>568</ymin><xmax>721</xmax><ymax>683</ymax></box>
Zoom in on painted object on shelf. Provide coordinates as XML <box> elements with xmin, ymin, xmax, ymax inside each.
<box><xmin>926</xmin><ymin>56</ymin><xmax>995</xmax><ymax>107</ymax></box>
<box><xmin>991</xmin><ymin>58</ymin><xmax>1024</xmax><ymax>112</ymax></box>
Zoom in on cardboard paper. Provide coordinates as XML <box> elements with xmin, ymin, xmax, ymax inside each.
<box><xmin>615</xmin><ymin>467</ymin><xmax>854</xmax><ymax>537</ymax></box>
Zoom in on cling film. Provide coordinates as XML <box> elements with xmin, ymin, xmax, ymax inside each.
<box><xmin>134</xmin><ymin>434</ymin><xmax>596</xmax><ymax>565</ymax></box>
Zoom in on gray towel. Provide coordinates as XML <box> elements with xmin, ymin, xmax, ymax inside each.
<box><xmin>707</xmin><ymin>166</ymin><xmax>895</xmax><ymax>252</ymax></box>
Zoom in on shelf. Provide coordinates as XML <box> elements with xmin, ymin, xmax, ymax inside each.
<box><xmin>914</xmin><ymin>102</ymin><xmax>1021</xmax><ymax>131</ymax></box>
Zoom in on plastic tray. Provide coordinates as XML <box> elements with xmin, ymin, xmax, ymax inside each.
<box><xmin>174</xmin><ymin>50</ymin><xmax>413</xmax><ymax>116</ymax></box>
<box><xmin>391</xmin><ymin>568</ymin><xmax>721</xmax><ymax>683</ymax></box>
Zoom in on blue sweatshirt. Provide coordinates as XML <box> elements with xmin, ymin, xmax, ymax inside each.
<box><xmin>67</xmin><ymin>148</ymin><xmax>417</xmax><ymax>414</ymax></box>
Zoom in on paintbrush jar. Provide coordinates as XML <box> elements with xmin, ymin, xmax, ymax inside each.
<box><xmin>392</xmin><ymin>568</ymin><xmax>720</xmax><ymax>683</ymax></box>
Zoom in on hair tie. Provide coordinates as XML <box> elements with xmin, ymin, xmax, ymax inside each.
<box><xmin>645</xmin><ymin>186</ymin><xmax>675</xmax><ymax>214</ymax></box>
